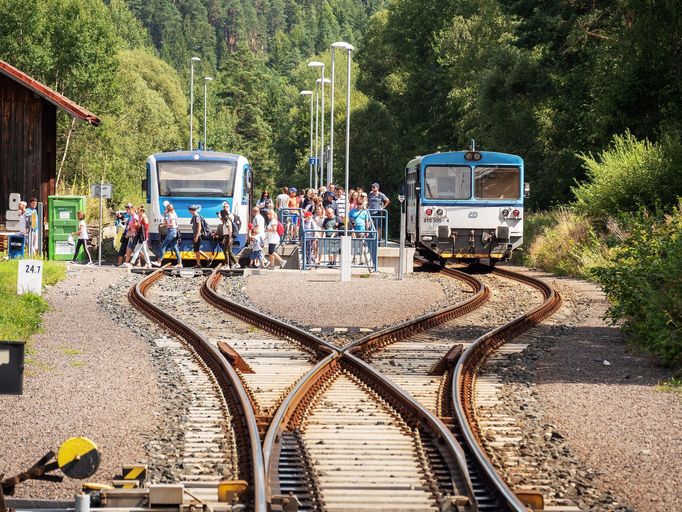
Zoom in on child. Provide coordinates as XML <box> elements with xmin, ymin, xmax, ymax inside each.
<box><xmin>248</xmin><ymin>225</ymin><xmax>266</xmax><ymax>268</ymax></box>
<box><xmin>72</xmin><ymin>211</ymin><xmax>93</xmax><ymax>265</ymax></box>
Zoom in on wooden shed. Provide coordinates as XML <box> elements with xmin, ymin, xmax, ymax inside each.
<box><xmin>0</xmin><ymin>59</ymin><xmax>100</xmax><ymax>226</ymax></box>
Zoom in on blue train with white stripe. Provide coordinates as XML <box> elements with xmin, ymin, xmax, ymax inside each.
<box><xmin>143</xmin><ymin>150</ymin><xmax>252</xmax><ymax>261</ymax></box>
<box><xmin>405</xmin><ymin>149</ymin><xmax>527</xmax><ymax>264</ymax></box>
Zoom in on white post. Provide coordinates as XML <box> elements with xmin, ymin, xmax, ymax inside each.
<box><xmin>329</xmin><ymin>47</ymin><xmax>336</xmax><ymax>186</ymax></box>
<box><xmin>314</xmin><ymin>82</ymin><xmax>320</xmax><ymax>189</ymax></box>
<box><xmin>320</xmin><ymin>66</ymin><xmax>326</xmax><ymax>187</ymax></box>
<box><xmin>189</xmin><ymin>56</ymin><xmax>200</xmax><ymax>150</ymax></box>
<box><xmin>340</xmin><ymin>45</ymin><xmax>354</xmax><ymax>282</ymax></box>
<box><xmin>203</xmin><ymin>76</ymin><xmax>212</xmax><ymax>150</ymax></box>
<box><xmin>398</xmin><ymin>194</ymin><xmax>406</xmax><ymax>280</ymax></box>
<box><xmin>98</xmin><ymin>177</ymin><xmax>103</xmax><ymax>266</ymax></box>
<box><xmin>309</xmin><ymin>93</ymin><xmax>314</xmax><ymax>189</ymax></box>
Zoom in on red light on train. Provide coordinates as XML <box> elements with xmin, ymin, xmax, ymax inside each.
<box><xmin>513</xmin><ymin>209</ymin><xmax>520</xmax><ymax>217</ymax></box>
<box><xmin>425</xmin><ymin>208</ymin><xmax>433</xmax><ymax>216</ymax></box>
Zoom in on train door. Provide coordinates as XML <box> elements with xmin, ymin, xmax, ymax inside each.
<box><xmin>405</xmin><ymin>166</ymin><xmax>418</xmax><ymax>243</ymax></box>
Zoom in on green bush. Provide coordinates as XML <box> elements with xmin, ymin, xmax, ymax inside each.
<box><xmin>0</xmin><ymin>260</ymin><xmax>66</xmax><ymax>341</ymax></box>
<box><xmin>591</xmin><ymin>205</ymin><xmax>682</xmax><ymax>368</ymax></box>
<box><xmin>573</xmin><ymin>132</ymin><xmax>682</xmax><ymax>218</ymax></box>
<box><xmin>522</xmin><ymin>208</ymin><xmax>611</xmax><ymax>278</ymax></box>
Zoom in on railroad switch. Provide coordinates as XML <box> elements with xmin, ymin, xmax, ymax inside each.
<box><xmin>440</xmin><ymin>495</ymin><xmax>470</xmax><ymax>511</ymax></box>
<box><xmin>514</xmin><ymin>489</ymin><xmax>544</xmax><ymax>510</ymax></box>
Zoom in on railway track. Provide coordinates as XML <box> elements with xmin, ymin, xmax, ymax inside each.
<box><xmin>128</xmin><ymin>267</ymin><xmax>266</xmax><ymax>510</ymax></box>
<box><xmin>343</xmin><ymin>261</ymin><xmax>561</xmax><ymax>511</ymax></box>
<box><xmin>130</xmin><ymin>263</ymin><xmax>560</xmax><ymax>511</ymax></box>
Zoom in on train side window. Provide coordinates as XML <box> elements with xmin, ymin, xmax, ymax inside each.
<box><xmin>474</xmin><ymin>166</ymin><xmax>520</xmax><ymax>199</ymax></box>
<box><xmin>242</xmin><ymin>165</ymin><xmax>251</xmax><ymax>204</ymax></box>
<box><xmin>424</xmin><ymin>166</ymin><xmax>471</xmax><ymax>200</ymax></box>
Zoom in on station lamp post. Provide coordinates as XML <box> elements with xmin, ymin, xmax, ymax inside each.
<box><xmin>330</xmin><ymin>42</ymin><xmax>353</xmax><ymax>188</ymax></box>
<box><xmin>315</xmin><ymin>77</ymin><xmax>331</xmax><ymax>189</ymax></box>
<box><xmin>189</xmin><ymin>56</ymin><xmax>201</xmax><ymax>150</ymax></box>
<box><xmin>299</xmin><ymin>90</ymin><xmax>314</xmax><ymax>189</ymax></box>
<box><xmin>308</xmin><ymin>61</ymin><xmax>325</xmax><ymax>187</ymax></box>
<box><xmin>339</xmin><ymin>43</ymin><xmax>355</xmax><ymax>282</ymax></box>
<box><xmin>203</xmin><ymin>76</ymin><xmax>213</xmax><ymax>150</ymax></box>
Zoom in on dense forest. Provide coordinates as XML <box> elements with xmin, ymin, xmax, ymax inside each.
<box><xmin>0</xmin><ymin>0</ymin><xmax>680</xmax><ymax>368</ymax></box>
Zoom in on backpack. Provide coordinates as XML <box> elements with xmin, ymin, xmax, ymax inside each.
<box><xmin>231</xmin><ymin>213</ymin><xmax>242</xmax><ymax>235</ymax></box>
<box><xmin>198</xmin><ymin>215</ymin><xmax>212</xmax><ymax>239</ymax></box>
<box><xmin>276</xmin><ymin>220</ymin><xmax>285</xmax><ymax>237</ymax></box>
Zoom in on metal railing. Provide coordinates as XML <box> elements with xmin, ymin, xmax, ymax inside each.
<box><xmin>277</xmin><ymin>208</ymin><xmax>303</xmax><ymax>245</ymax></box>
<box><xmin>368</xmin><ymin>209</ymin><xmax>388</xmax><ymax>246</ymax></box>
<box><xmin>301</xmin><ymin>228</ymin><xmax>377</xmax><ymax>271</ymax></box>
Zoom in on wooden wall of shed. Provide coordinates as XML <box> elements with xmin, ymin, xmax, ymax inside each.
<box><xmin>0</xmin><ymin>73</ymin><xmax>57</xmax><ymax>224</ymax></box>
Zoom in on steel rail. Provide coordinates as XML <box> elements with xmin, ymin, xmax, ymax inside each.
<box><xmin>451</xmin><ymin>266</ymin><xmax>562</xmax><ymax>512</ymax></box>
<box><xmin>128</xmin><ymin>267</ymin><xmax>267</xmax><ymax>512</ymax></box>
<box><xmin>202</xmin><ymin>267</ymin><xmax>337</xmax><ymax>357</ymax></box>
<box><xmin>343</xmin><ymin>258</ymin><xmax>490</xmax><ymax>356</ymax></box>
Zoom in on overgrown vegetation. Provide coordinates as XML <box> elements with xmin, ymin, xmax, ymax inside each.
<box><xmin>0</xmin><ymin>260</ymin><xmax>66</xmax><ymax>342</ymax></box>
<box><xmin>524</xmin><ymin>133</ymin><xmax>681</xmax><ymax>368</ymax></box>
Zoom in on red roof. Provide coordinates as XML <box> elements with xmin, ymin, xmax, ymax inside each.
<box><xmin>0</xmin><ymin>59</ymin><xmax>101</xmax><ymax>126</ymax></box>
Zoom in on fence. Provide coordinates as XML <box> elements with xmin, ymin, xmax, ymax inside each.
<box><xmin>278</xmin><ymin>208</ymin><xmax>303</xmax><ymax>245</ymax></box>
<box><xmin>301</xmin><ymin>229</ymin><xmax>377</xmax><ymax>271</ymax></box>
<box><xmin>368</xmin><ymin>209</ymin><xmax>388</xmax><ymax>246</ymax></box>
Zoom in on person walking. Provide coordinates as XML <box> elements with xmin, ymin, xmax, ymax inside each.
<box><xmin>72</xmin><ymin>211</ymin><xmax>93</xmax><ymax>265</ymax></box>
<box><xmin>130</xmin><ymin>205</ymin><xmax>153</xmax><ymax>268</ymax></box>
<box><xmin>155</xmin><ymin>202</ymin><xmax>182</xmax><ymax>267</ymax></box>
<box><xmin>265</xmin><ymin>209</ymin><xmax>286</xmax><ymax>269</ymax></box>
<box><xmin>218</xmin><ymin>208</ymin><xmax>239</xmax><ymax>268</ymax></box>
<box><xmin>189</xmin><ymin>205</ymin><xmax>205</xmax><ymax>268</ymax></box>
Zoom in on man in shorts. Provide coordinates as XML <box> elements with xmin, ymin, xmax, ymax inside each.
<box><xmin>189</xmin><ymin>205</ymin><xmax>204</xmax><ymax>267</ymax></box>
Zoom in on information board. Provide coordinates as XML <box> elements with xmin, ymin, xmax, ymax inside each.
<box><xmin>17</xmin><ymin>259</ymin><xmax>43</xmax><ymax>295</ymax></box>
<box><xmin>90</xmin><ymin>184</ymin><xmax>112</xmax><ymax>199</ymax></box>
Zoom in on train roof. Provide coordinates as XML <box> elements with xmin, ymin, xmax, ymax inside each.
<box><xmin>151</xmin><ymin>150</ymin><xmax>246</xmax><ymax>162</ymax></box>
<box><xmin>407</xmin><ymin>150</ymin><xmax>523</xmax><ymax>167</ymax></box>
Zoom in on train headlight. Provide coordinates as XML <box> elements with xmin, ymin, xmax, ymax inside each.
<box><xmin>502</xmin><ymin>209</ymin><xmax>510</xmax><ymax>217</ymax></box>
<box><xmin>425</xmin><ymin>208</ymin><xmax>433</xmax><ymax>216</ymax></box>
<box><xmin>436</xmin><ymin>208</ymin><xmax>444</xmax><ymax>216</ymax></box>
<box><xmin>513</xmin><ymin>209</ymin><xmax>520</xmax><ymax>217</ymax></box>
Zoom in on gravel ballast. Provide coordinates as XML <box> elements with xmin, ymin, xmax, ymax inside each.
<box><xmin>0</xmin><ymin>266</ymin><xmax>159</xmax><ymax>500</ymax></box>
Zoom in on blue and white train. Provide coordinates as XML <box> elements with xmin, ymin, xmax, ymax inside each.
<box><xmin>143</xmin><ymin>150</ymin><xmax>252</xmax><ymax>261</ymax></box>
<box><xmin>405</xmin><ymin>149</ymin><xmax>527</xmax><ymax>264</ymax></box>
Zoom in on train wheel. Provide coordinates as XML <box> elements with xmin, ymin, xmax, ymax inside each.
<box><xmin>439</xmin><ymin>258</ymin><xmax>446</xmax><ymax>269</ymax></box>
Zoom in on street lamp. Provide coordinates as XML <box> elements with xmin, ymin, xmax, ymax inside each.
<box><xmin>300</xmin><ymin>90</ymin><xmax>314</xmax><ymax>189</ymax></box>
<box><xmin>189</xmin><ymin>56</ymin><xmax>201</xmax><ymax>150</ymax></box>
<box><xmin>340</xmin><ymin>44</ymin><xmax>355</xmax><ymax>282</ymax></box>
<box><xmin>330</xmin><ymin>42</ymin><xmax>352</xmax><ymax>187</ymax></box>
<box><xmin>308</xmin><ymin>61</ymin><xmax>325</xmax><ymax>188</ymax></box>
<box><xmin>203</xmin><ymin>76</ymin><xmax>213</xmax><ymax>150</ymax></box>
<box><xmin>315</xmin><ymin>77</ymin><xmax>331</xmax><ymax>189</ymax></box>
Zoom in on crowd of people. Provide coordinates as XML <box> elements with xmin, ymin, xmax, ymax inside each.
<box><xmin>82</xmin><ymin>181</ymin><xmax>390</xmax><ymax>269</ymax></box>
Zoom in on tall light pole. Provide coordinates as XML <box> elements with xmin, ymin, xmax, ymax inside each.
<box><xmin>300</xmin><ymin>90</ymin><xmax>314</xmax><ymax>189</ymax></box>
<box><xmin>189</xmin><ymin>56</ymin><xmax>201</xmax><ymax>150</ymax></box>
<box><xmin>330</xmin><ymin>42</ymin><xmax>352</xmax><ymax>187</ymax></box>
<box><xmin>316</xmin><ymin>77</ymin><xmax>331</xmax><ymax>189</ymax></box>
<box><xmin>308</xmin><ymin>61</ymin><xmax>325</xmax><ymax>187</ymax></box>
<box><xmin>340</xmin><ymin>44</ymin><xmax>355</xmax><ymax>282</ymax></box>
<box><xmin>203</xmin><ymin>76</ymin><xmax>213</xmax><ymax>150</ymax></box>
<box><xmin>314</xmin><ymin>81</ymin><xmax>320</xmax><ymax>189</ymax></box>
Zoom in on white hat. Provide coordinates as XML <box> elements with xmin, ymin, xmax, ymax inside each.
<box><xmin>163</xmin><ymin>200</ymin><xmax>170</xmax><ymax>207</ymax></box>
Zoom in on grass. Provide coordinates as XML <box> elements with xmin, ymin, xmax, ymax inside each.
<box><xmin>0</xmin><ymin>259</ymin><xmax>66</xmax><ymax>342</ymax></box>
<box><xmin>60</xmin><ymin>347</ymin><xmax>83</xmax><ymax>356</ymax></box>
<box><xmin>656</xmin><ymin>378</ymin><xmax>682</xmax><ymax>394</ymax></box>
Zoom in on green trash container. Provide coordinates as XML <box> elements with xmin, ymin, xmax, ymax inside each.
<box><xmin>48</xmin><ymin>195</ymin><xmax>86</xmax><ymax>261</ymax></box>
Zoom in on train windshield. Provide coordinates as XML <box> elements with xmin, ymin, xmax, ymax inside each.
<box><xmin>474</xmin><ymin>166</ymin><xmax>520</xmax><ymax>199</ymax></box>
<box><xmin>424</xmin><ymin>166</ymin><xmax>471</xmax><ymax>199</ymax></box>
<box><xmin>157</xmin><ymin>160</ymin><xmax>237</xmax><ymax>197</ymax></box>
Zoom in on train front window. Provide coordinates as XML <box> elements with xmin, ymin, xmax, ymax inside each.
<box><xmin>424</xmin><ymin>166</ymin><xmax>471</xmax><ymax>200</ymax></box>
<box><xmin>157</xmin><ymin>161</ymin><xmax>236</xmax><ymax>197</ymax></box>
<box><xmin>474</xmin><ymin>166</ymin><xmax>520</xmax><ymax>199</ymax></box>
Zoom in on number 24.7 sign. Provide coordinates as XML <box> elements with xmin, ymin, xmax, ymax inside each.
<box><xmin>17</xmin><ymin>259</ymin><xmax>43</xmax><ymax>295</ymax></box>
